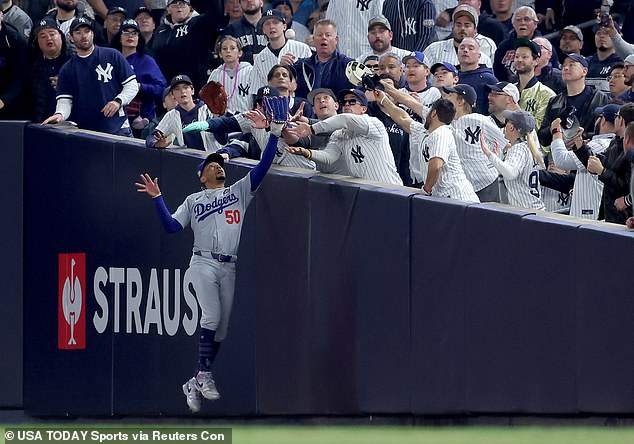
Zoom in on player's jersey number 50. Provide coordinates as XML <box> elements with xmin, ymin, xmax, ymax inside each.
<box><xmin>225</xmin><ymin>209</ymin><xmax>241</xmax><ymax>224</ymax></box>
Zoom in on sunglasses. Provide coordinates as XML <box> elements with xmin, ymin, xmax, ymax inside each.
<box><xmin>122</xmin><ymin>31</ymin><xmax>139</xmax><ymax>36</ymax></box>
<box><xmin>365</xmin><ymin>64</ymin><xmax>380</xmax><ymax>71</ymax></box>
<box><xmin>341</xmin><ymin>99</ymin><xmax>361</xmax><ymax>106</ymax></box>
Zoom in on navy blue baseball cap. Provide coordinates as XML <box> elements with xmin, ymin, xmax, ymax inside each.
<box><xmin>33</xmin><ymin>17</ymin><xmax>60</xmax><ymax>35</ymax></box>
<box><xmin>197</xmin><ymin>153</ymin><xmax>225</xmax><ymax>178</ymax></box>
<box><xmin>107</xmin><ymin>6</ymin><xmax>127</xmax><ymax>16</ymax></box>
<box><xmin>70</xmin><ymin>16</ymin><xmax>94</xmax><ymax>32</ymax></box>
<box><xmin>169</xmin><ymin>74</ymin><xmax>193</xmax><ymax>92</ymax></box>
<box><xmin>513</xmin><ymin>37</ymin><xmax>541</xmax><ymax>57</ymax></box>
<box><xmin>121</xmin><ymin>19</ymin><xmax>140</xmax><ymax>32</ymax></box>
<box><xmin>431</xmin><ymin>62</ymin><xmax>458</xmax><ymax>76</ymax></box>
<box><xmin>443</xmin><ymin>84</ymin><xmax>477</xmax><ymax>108</ymax></box>
<box><xmin>255</xmin><ymin>85</ymin><xmax>280</xmax><ymax>106</ymax></box>
<box><xmin>337</xmin><ymin>88</ymin><xmax>368</xmax><ymax>107</ymax></box>
<box><xmin>564</xmin><ymin>53</ymin><xmax>588</xmax><ymax>69</ymax></box>
<box><xmin>594</xmin><ymin>104</ymin><xmax>622</xmax><ymax>123</ymax></box>
<box><xmin>259</xmin><ymin>9</ymin><xmax>286</xmax><ymax>27</ymax></box>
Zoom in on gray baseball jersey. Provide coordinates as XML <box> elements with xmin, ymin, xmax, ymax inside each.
<box><xmin>412</xmin><ymin>122</ymin><xmax>479</xmax><ymax>201</ymax></box>
<box><xmin>311</xmin><ymin>113</ymin><xmax>403</xmax><ymax>185</ymax></box>
<box><xmin>357</xmin><ymin>46</ymin><xmax>410</xmax><ymax>63</ymax></box>
<box><xmin>550</xmin><ymin>134</ymin><xmax>613</xmax><ymax>219</ymax></box>
<box><xmin>208</xmin><ymin>61</ymin><xmax>254</xmax><ymax>114</ymax></box>
<box><xmin>172</xmin><ymin>174</ymin><xmax>254</xmax><ymax>256</ymax></box>
<box><xmin>490</xmin><ymin>141</ymin><xmax>546</xmax><ymax>210</ymax></box>
<box><xmin>156</xmin><ymin>105</ymin><xmax>223</xmax><ymax>152</ymax></box>
<box><xmin>325</xmin><ymin>0</ymin><xmax>385</xmax><ymax>59</ymax></box>
<box><xmin>452</xmin><ymin>113</ymin><xmax>507</xmax><ymax>192</ymax></box>
<box><xmin>250</xmin><ymin>40</ymin><xmax>312</xmax><ymax>94</ymax></box>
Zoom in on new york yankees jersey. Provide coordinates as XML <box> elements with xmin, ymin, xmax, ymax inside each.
<box><xmin>452</xmin><ymin>113</ymin><xmax>507</xmax><ymax>192</ymax></box>
<box><xmin>57</xmin><ymin>46</ymin><xmax>136</xmax><ymax>134</ymax></box>
<box><xmin>208</xmin><ymin>62</ymin><xmax>254</xmax><ymax>114</ymax></box>
<box><xmin>490</xmin><ymin>141</ymin><xmax>546</xmax><ymax>210</ymax></box>
<box><xmin>408</xmin><ymin>114</ymin><xmax>429</xmax><ymax>184</ymax></box>
<box><xmin>250</xmin><ymin>40</ymin><xmax>312</xmax><ymax>93</ymax></box>
<box><xmin>156</xmin><ymin>104</ymin><xmax>223</xmax><ymax>152</ymax></box>
<box><xmin>541</xmin><ymin>186</ymin><xmax>571</xmax><ymax>213</ymax></box>
<box><xmin>356</xmin><ymin>46</ymin><xmax>410</xmax><ymax>64</ymax></box>
<box><xmin>424</xmin><ymin>36</ymin><xmax>494</xmax><ymax>69</ymax></box>
<box><xmin>412</xmin><ymin>122</ymin><xmax>479</xmax><ymax>202</ymax></box>
<box><xmin>311</xmin><ymin>113</ymin><xmax>403</xmax><ymax>185</ymax></box>
<box><xmin>550</xmin><ymin>134</ymin><xmax>613</xmax><ymax>219</ymax></box>
<box><xmin>172</xmin><ymin>174</ymin><xmax>253</xmax><ymax>255</ymax></box>
<box><xmin>517</xmin><ymin>80</ymin><xmax>555</xmax><ymax>131</ymax></box>
<box><xmin>325</xmin><ymin>0</ymin><xmax>385</xmax><ymax>59</ymax></box>
<box><xmin>399</xmin><ymin>85</ymin><xmax>441</xmax><ymax>122</ymax></box>
<box><xmin>234</xmin><ymin>113</ymin><xmax>317</xmax><ymax>169</ymax></box>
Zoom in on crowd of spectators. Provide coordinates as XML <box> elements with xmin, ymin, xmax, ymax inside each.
<box><xmin>3</xmin><ymin>0</ymin><xmax>634</xmax><ymax>225</ymax></box>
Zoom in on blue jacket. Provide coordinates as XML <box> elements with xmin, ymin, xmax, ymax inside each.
<box><xmin>458</xmin><ymin>65</ymin><xmax>498</xmax><ymax>115</ymax></box>
<box><xmin>293</xmin><ymin>51</ymin><xmax>355</xmax><ymax>100</ymax></box>
<box><xmin>127</xmin><ymin>52</ymin><xmax>167</xmax><ymax>120</ymax></box>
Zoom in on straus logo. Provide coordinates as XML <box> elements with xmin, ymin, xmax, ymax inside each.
<box><xmin>58</xmin><ymin>253</ymin><xmax>86</xmax><ymax>349</ymax></box>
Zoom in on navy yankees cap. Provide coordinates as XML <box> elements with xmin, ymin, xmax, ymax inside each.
<box><xmin>564</xmin><ymin>53</ymin><xmax>588</xmax><ymax>69</ymax></box>
<box><xmin>255</xmin><ymin>86</ymin><xmax>280</xmax><ymax>106</ymax></box>
<box><xmin>272</xmin><ymin>0</ymin><xmax>294</xmax><ymax>13</ymax></box>
<box><xmin>107</xmin><ymin>6</ymin><xmax>127</xmax><ymax>16</ymax></box>
<box><xmin>197</xmin><ymin>153</ymin><xmax>225</xmax><ymax>178</ymax></box>
<box><xmin>259</xmin><ymin>9</ymin><xmax>286</xmax><ymax>28</ymax></box>
<box><xmin>70</xmin><ymin>17</ymin><xmax>94</xmax><ymax>32</ymax></box>
<box><xmin>121</xmin><ymin>19</ymin><xmax>140</xmax><ymax>32</ymax></box>
<box><xmin>338</xmin><ymin>88</ymin><xmax>368</xmax><ymax>107</ymax></box>
<box><xmin>134</xmin><ymin>6</ymin><xmax>152</xmax><ymax>17</ymax></box>
<box><xmin>594</xmin><ymin>104</ymin><xmax>622</xmax><ymax>123</ymax></box>
<box><xmin>443</xmin><ymin>84</ymin><xmax>477</xmax><ymax>108</ymax></box>
<box><xmin>431</xmin><ymin>62</ymin><xmax>458</xmax><ymax>76</ymax></box>
<box><xmin>33</xmin><ymin>17</ymin><xmax>60</xmax><ymax>35</ymax></box>
<box><xmin>169</xmin><ymin>74</ymin><xmax>193</xmax><ymax>92</ymax></box>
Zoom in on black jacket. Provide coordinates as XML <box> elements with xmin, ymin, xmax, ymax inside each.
<box><xmin>537</xmin><ymin>85</ymin><xmax>610</xmax><ymax>147</ymax></box>
<box><xmin>574</xmin><ymin>137</ymin><xmax>632</xmax><ymax>224</ymax></box>
<box><xmin>220</xmin><ymin>15</ymin><xmax>267</xmax><ymax>65</ymax></box>
<box><xmin>28</xmin><ymin>31</ymin><xmax>72</xmax><ymax>122</ymax></box>
<box><xmin>0</xmin><ymin>21</ymin><xmax>28</xmax><ymax>118</ymax></box>
<box><xmin>149</xmin><ymin>7</ymin><xmax>225</xmax><ymax>91</ymax></box>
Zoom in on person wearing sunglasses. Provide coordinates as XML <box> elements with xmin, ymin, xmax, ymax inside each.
<box><xmin>285</xmin><ymin>88</ymin><xmax>403</xmax><ymax>185</ymax></box>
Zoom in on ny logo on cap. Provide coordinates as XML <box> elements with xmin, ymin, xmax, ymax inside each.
<box><xmin>78</xmin><ymin>17</ymin><xmax>88</xmax><ymax>24</ymax></box>
<box><xmin>175</xmin><ymin>75</ymin><xmax>184</xmax><ymax>81</ymax></box>
<box><xmin>39</xmin><ymin>19</ymin><xmax>47</xmax><ymax>26</ymax></box>
<box><xmin>267</xmin><ymin>9</ymin><xmax>273</xmax><ymax>15</ymax></box>
<box><xmin>263</xmin><ymin>87</ymin><xmax>270</xmax><ymax>95</ymax></box>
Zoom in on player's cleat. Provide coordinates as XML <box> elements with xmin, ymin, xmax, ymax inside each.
<box><xmin>196</xmin><ymin>371</ymin><xmax>221</xmax><ymax>401</ymax></box>
<box><xmin>182</xmin><ymin>377</ymin><xmax>202</xmax><ymax>413</ymax></box>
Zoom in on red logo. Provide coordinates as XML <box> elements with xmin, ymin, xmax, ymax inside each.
<box><xmin>58</xmin><ymin>253</ymin><xmax>86</xmax><ymax>350</ymax></box>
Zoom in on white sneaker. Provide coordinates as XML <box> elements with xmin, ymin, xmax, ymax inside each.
<box><xmin>196</xmin><ymin>371</ymin><xmax>221</xmax><ymax>400</ymax></box>
<box><xmin>182</xmin><ymin>377</ymin><xmax>202</xmax><ymax>413</ymax></box>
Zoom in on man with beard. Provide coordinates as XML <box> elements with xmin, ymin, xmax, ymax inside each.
<box><xmin>425</xmin><ymin>4</ymin><xmax>495</xmax><ymax>69</ymax></box>
<box><xmin>42</xmin><ymin>17</ymin><xmax>139</xmax><ymax>135</ymax></box>
<box><xmin>221</xmin><ymin>0</ymin><xmax>267</xmax><ymax>65</ymax></box>
<box><xmin>586</xmin><ymin>25</ymin><xmax>622</xmax><ymax>95</ymax></box>
<box><xmin>513</xmin><ymin>38</ymin><xmax>554</xmax><ymax>130</ymax></box>
<box><xmin>456</xmin><ymin>37</ymin><xmax>498</xmax><ymax>115</ymax></box>
<box><xmin>557</xmin><ymin>25</ymin><xmax>583</xmax><ymax>64</ymax></box>
<box><xmin>356</xmin><ymin>15</ymin><xmax>408</xmax><ymax>65</ymax></box>
<box><xmin>150</xmin><ymin>0</ymin><xmax>224</xmax><ymax>91</ymax></box>
<box><xmin>619</xmin><ymin>55</ymin><xmax>634</xmax><ymax>103</ymax></box>
<box><xmin>44</xmin><ymin>0</ymin><xmax>107</xmax><ymax>46</ymax></box>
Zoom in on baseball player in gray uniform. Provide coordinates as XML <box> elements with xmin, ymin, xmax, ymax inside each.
<box><xmin>481</xmin><ymin>109</ymin><xmax>546</xmax><ymax>210</ymax></box>
<box><xmin>249</xmin><ymin>10</ymin><xmax>312</xmax><ymax>94</ymax></box>
<box><xmin>286</xmin><ymin>88</ymin><xmax>402</xmax><ymax>185</ymax></box>
<box><xmin>135</xmin><ymin>96</ymin><xmax>289</xmax><ymax>413</ymax></box>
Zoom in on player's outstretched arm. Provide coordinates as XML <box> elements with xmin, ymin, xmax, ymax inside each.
<box><xmin>374</xmin><ymin>90</ymin><xmax>415</xmax><ymax>134</ymax></box>
<box><xmin>135</xmin><ymin>173</ymin><xmax>183</xmax><ymax>233</ymax></box>
<box><xmin>249</xmin><ymin>96</ymin><xmax>289</xmax><ymax>191</ymax></box>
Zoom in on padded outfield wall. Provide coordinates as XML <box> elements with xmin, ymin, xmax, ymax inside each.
<box><xmin>3</xmin><ymin>123</ymin><xmax>634</xmax><ymax>416</ymax></box>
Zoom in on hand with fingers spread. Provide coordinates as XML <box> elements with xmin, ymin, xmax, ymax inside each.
<box><xmin>480</xmin><ymin>131</ymin><xmax>499</xmax><ymax>158</ymax></box>
<box><xmin>244</xmin><ymin>109</ymin><xmax>269</xmax><ymax>129</ymax></box>
<box><xmin>285</xmin><ymin>121</ymin><xmax>311</xmax><ymax>139</ymax></box>
<box><xmin>286</xmin><ymin>146</ymin><xmax>311</xmax><ymax>158</ymax></box>
<box><xmin>288</xmin><ymin>102</ymin><xmax>305</xmax><ymax>123</ymax></box>
<box><xmin>135</xmin><ymin>173</ymin><xmax>161</xmax><ymax>198</ymax></box>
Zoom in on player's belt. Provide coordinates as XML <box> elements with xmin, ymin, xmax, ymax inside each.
<box><xmin>194</xmin><ymin>251</ymin><xmax>237</xmax><ymax>262</ymax></box>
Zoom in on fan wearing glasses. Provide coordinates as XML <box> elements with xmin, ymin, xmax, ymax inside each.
<box><xmin>286</xmin><ymin>88</ymin><xmax>403</xmax><ymax>186</ymax></box>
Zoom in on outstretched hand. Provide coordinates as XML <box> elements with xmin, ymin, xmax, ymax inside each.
<box><xmin>480</xmin><ymin>132</ymin><xmax>499</xmax><ymax>157</ymax></box>
<box><xmin>135</xmin><ymin>173</ymin><xmax>161</xmax><ymax>198</ymax></box>
<box><xmin>244</xmin><ymin>109</ymin><xmax>268</xmax><ymax>129</ymax></box>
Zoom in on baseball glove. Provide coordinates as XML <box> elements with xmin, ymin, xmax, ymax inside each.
<box><xmin>264</xmin><ymin>96</ymin><xmax>290</xmax><ymax>137</ymax></box>
<box><xmin>199</xmin><ymin>80</ymin><xmax>228</xmax><ymax>115</ymax></box>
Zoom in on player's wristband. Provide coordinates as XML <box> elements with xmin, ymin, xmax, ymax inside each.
<box><xmin>306</xmin><ymin>149</ymin><xmax>312</xmax><ymax>159</ymax></box>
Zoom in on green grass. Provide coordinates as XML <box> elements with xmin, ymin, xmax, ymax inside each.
<box><xmin>3</xmin><ymin>425</ymin><xmax>634</xmax><ymax>444</ymax></box>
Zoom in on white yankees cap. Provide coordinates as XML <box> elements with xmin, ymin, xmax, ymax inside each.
<box><xmin>484</xmin><ymin>82</ymin><xmax>520</xmax><ymax>104</ymax></box>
